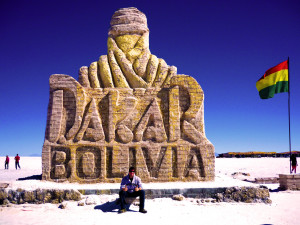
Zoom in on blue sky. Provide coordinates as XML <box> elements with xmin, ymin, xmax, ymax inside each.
<box><xmin>1</xmin><ymin>0</ymin><xmax>299</xmax><ymax>156</ymax></box>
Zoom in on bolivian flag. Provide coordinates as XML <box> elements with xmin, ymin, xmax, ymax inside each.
<box><xmin>256</xmin><ymin>60</ymin><xmax>289</xmax><ymax>99</ymax></box>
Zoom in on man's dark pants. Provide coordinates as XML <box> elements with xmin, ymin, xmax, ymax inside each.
<box><xmin>15</xmin><ymin>162</ymin><xmax>20</xmax><ymax>169</ymax></box>
<box><xmin>119</xmin><ymin>190</ymin><xmax>145</xmax><ymax>210</ymax></box>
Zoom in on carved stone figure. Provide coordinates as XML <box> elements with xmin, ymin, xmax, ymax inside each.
<box><xmin>42</xmin><ymin>7</ymin><xmax>215</xmax><ymax>183</ymax></box>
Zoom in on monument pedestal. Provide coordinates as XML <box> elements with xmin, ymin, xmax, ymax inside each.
<box><xmin>279</xmin><ymin>174</ymin><xmax>300</xmax><ymax>190</ymax></box>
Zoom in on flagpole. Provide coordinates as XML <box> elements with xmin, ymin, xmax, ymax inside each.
<box><xmin>288</xmin><ymin>57</ymin><xmax>292</xmax><ymax>173</ymax></box>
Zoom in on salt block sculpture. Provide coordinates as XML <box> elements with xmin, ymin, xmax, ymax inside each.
<box><xmin>42</xmin><ymin>7</ymin><xmax>215</xmax><ymax>183</ymax></box>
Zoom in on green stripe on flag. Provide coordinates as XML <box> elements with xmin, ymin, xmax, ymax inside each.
<box><xmin>258</xmin><ymin>81</ymin><xmax>289</xmax><ymax>99</ymax></box>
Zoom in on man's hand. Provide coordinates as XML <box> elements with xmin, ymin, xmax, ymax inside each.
<box><xmin>135</xmin><ymin>185</ymin><xmax>141</xmax><ymax>192</ymax></box>
<box><xmin>122</xmin><ymin>185</ymin><xmax>128</xmax><ymax>192</ymax></box>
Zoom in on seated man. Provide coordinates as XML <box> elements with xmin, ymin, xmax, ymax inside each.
<box><xmin>119</xmin><ymin>167</ymin><xmax>147</xmax><ymax>213</ymax></box>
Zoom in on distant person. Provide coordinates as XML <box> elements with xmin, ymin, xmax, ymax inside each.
<box><xmin>290</xmin><ymin>154</ymin><xmax>297</xmax><ymax>173</ymax></box>
<box><xmin>119</xmin><ymin>166</ymin><xmax>147</xmax><ymax>214</ymax></box>
<box><xmin>4</xmin><ymin>155</ymin><xmax>9</xmax><ymax>169</ymax></box>
<box><xmin>14</xmin><ymin>154</ymin><xmax>21</xmax><ymax>170</ymax></box>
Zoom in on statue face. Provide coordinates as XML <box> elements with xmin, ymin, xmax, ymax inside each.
<box><xmin>115</xmin><ymin>34</ymin><xmax>141</xmax><ymax>53</ymax></box>
<box><xmin>108</xmin><ymin>32</ymin><xmax>149</xmax><ymax>65</ymax></box>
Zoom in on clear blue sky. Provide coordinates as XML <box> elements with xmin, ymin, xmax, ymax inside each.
<box><xmin>1</xmin><ymin>0</ymin><xmax>299</xmax><ymax>156</ymax></box>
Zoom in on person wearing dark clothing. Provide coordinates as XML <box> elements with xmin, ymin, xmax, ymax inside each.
<box><xmin>5</xmin><ymin>155</ymin><xmax>9</xmax><ymax>169</ymax></box>
<box><xmin>290</xmin><ymin>154</ymin><xmax>298</xmax><ymax>173</ymax></box>
<box><xmin>119</xmin><ymin>167</ymin><xmax>147</xmax><ymax>214</ymax></box>
<box><xmin>14</xmin><ymin>154</ymin><xmax>21</xmax><ymax>170</ymax></box>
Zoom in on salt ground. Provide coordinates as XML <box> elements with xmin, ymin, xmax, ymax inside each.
<box><xmin>0</xmin><ymin>157</ymin><xmax>299</xmax><ymax>225</ymax></box>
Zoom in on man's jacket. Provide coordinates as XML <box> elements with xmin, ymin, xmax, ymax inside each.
<box><xmin>120</xmin><ymin>174</ymin><xmax>143</xmax><ymax>193</ymax></box>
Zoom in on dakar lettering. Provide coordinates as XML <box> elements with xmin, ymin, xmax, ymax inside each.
<box><xmin>42</xmin><ymin>7</ymin><xmax>215</xmax><ymax>183</ymax></box>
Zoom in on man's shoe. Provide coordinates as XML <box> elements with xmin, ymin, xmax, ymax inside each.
<box><xmin>139</xmin><ymin>209</ymin><xmax>147</xmax><ymax>213</ymax></box>
<box><xmin>118</xmin><ymin>208</ymin><xmax>127</xmax><ymax>214</ymax></box>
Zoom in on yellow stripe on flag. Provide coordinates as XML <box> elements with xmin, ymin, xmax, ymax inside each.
<box><xmin>256</xmin><ymin>69</ymin><xmax>288</xmax><ymax>92</ymax></box>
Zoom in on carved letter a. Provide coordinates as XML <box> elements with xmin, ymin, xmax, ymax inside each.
<box><xmin>76</xmin><ymin>99</ymin><xmax>105</xmax><ymax>142</ymax></box>
<box><xmin>135</xmin><ymin>98</ymin><xmax>167</xmax><ymax>142</ymax></box>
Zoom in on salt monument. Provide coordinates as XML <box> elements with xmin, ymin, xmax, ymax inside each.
<box><xmin>42</xmin><ymin>7</ymin><xmax>215</xmax><ymax>183</ymax></box>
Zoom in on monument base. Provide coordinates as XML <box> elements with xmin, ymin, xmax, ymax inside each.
<box><xmin>0</xmin><ymin>185</ymin><xmax>271</xmax><ymax>205</ymax></box>
<box><xmin>279</xmin><ymin>174</ymin><xmax>300</xmax><ymax>190</ymax></box>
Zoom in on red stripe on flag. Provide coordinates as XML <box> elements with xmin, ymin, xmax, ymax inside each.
<box><xmin>257</xmin><ymin>60</ymin><xmax>288</xmax><ymax>81</ymax></box>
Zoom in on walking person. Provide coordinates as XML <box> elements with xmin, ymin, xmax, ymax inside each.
<box><xmin>290</xmin><ymin>154</ymin><xmax>298</xmax><ymax>173</ymax></box>
<box><xmin>14</xmin><ymin>154</ymin><xmax>21</xmax><ymax>170</ymax></box>
<box><xmin>4</xmin><ymin>155</ymin><xmax>9</xmax><ymax>169</ymax></box>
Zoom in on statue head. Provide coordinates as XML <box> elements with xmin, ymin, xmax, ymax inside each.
<box><xmin>108</xmin><ymin>7</ymin><xmax>149</xmax><ymax>38</ymax></box>
<box><xmin>108</xmin><ymin>7</ymin><xmax>150</xmax><ymax>55</ymax></box>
